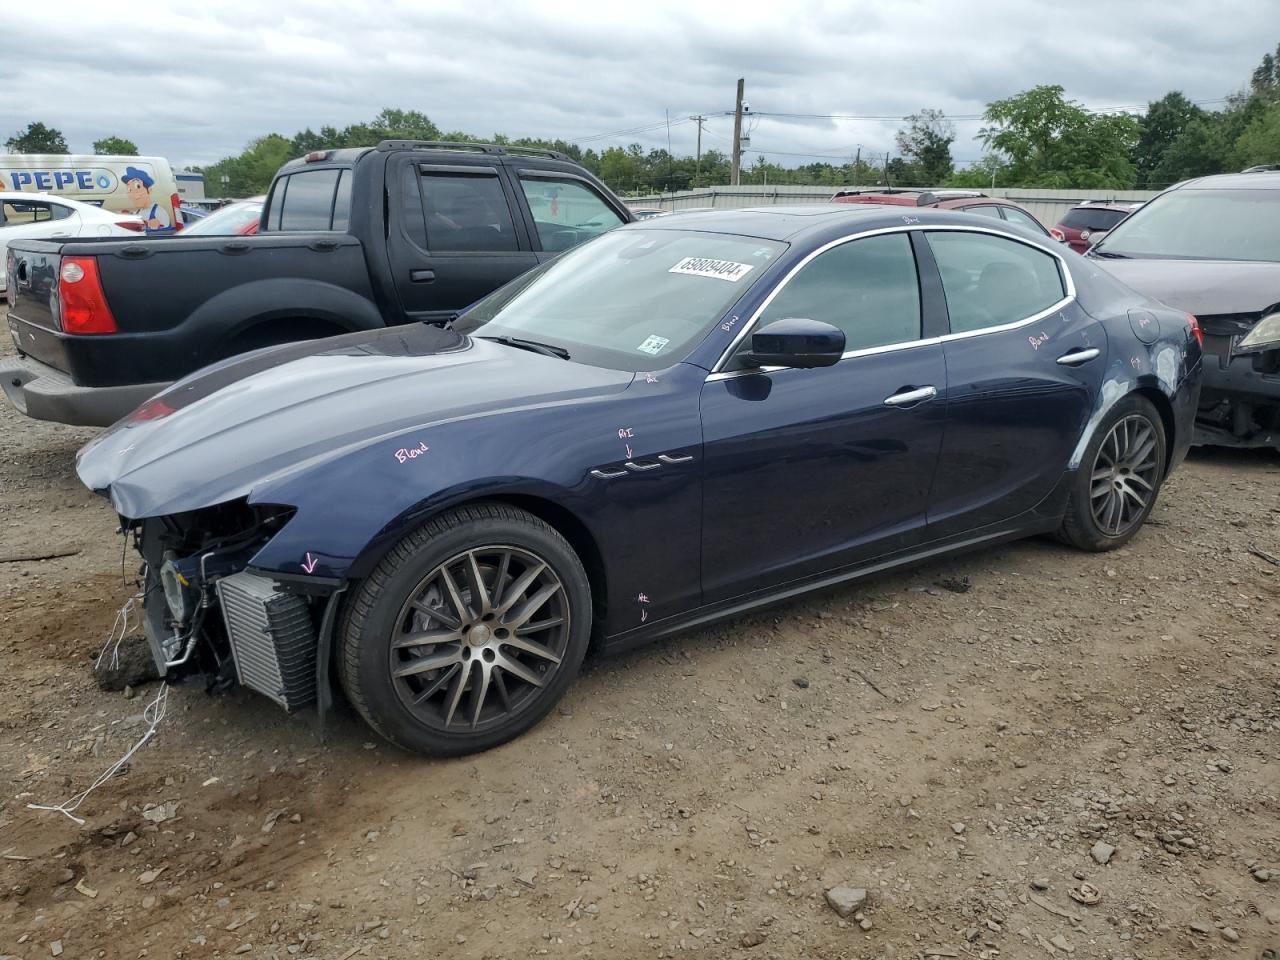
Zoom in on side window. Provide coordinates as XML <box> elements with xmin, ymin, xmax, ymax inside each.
<box><xmin>277</xmin><ymin>169</ymin><xmax>341</xmax><ymax>231</ymax></box>
<box><xmin>966</xmin><ymin>204</ymin><xmax>1004</xmax><ymax>219</ymax></box>
<box><xmin>1000</xmin><ymin>206</ymin><xmax>1046</xmax><ymax>234</ymax></box>
<box><xmin>756</xmin><ymin>233</ymin><xmax>921</xmax><ymax>353</ymax></box>
<box><xmin>48</xmin><ymin>203</ymin><xmax>75</xmax><ymax>222</ymax></box>
<box><xmin>928</xmin><ymin>231</ymin><xmax>1066</xmax><ymax>334</ymax></box>
<box><xmin>518</xmin><ymin>176</ymin><xmax>624</xmax><ymax>253</ymax></box>
<box><xmin>1</xmin><ymin>201</ymin><xmax>51</xmax><ymax>225</ymax></box>
<box><xmin>398</xmin><ymin>164</ymin><xmax>428</xmax><ymax>249</ymax></box>
<box><xmin>420</xmin><ymin>172</ymin><xmax>518</xmax><ymax>252</ymax></box>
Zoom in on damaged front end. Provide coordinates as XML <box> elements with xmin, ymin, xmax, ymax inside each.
<box><xmin>130</xmin><ymin>499</ymin><xmax>340</xmax><ymax>713</ymax></box>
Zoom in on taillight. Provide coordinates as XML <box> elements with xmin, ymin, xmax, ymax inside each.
<box><xmin>1187</xmin><ymin>313</ymin><xmax>1203</xmax><ymax>347</ymax></box>
<box><xmin>116</xmin><ymin>219</ymin><xmax>146</xmax><ymax>232</ymax></box>
<box><xmin>128</xmin><ymin>398</ymin><xmax>175</xmax><ymax>421</ymax></box>
<box><xmin>59</xmin><ymin>257</ymin><xmax>118</xmax><ymax>334</ymax></box>
<box><xmin>1050</xmin><ymin>227</ymin><xmax>1065</xmax><ymax>242</ymax></box>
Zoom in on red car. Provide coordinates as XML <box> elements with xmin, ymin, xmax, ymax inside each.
<box><xmin>1050</xmin><ymin>201</ymin><xmax>1143</xmax><ymax>254</ymax></box>
<box><xmin>178</xmin><ymin>196</ymin><xmax>265</xmax><ymax>236</ymax></box>
<box><xmin>831</xmin><ymin>188</ymin><xmax>1050</xmax><ymax>236</ymax></box>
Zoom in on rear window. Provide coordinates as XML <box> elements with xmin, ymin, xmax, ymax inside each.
<box><xmin>1060</xmin><ymin>207</ymin><xmax>1128</xmax><ymax>231</ymax></box>
<box><xmin>264</xmin><ymin>168</ymin><xmax>352</xmax><ymax>232</ymax></box>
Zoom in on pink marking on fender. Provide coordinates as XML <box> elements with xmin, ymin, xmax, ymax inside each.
<box><xmin>644</xmin><ymin>372</ymin><xmax>659</xmax><ymax>384</ymax></box>
<box><xmin>1028</xmin><ymin>332</ymin><xmax>1050</xmax><ymax>350</ymax></box>
<box><xmin>617</xmin><ymin>427</ymin><xmax>634</xmax><ymax>439</ymax></box>
<box><xmin>301</xmin><ymin>553</ymin><xmax>319</xmax><ymax>574</ymax></box>
<box><xmin>394</xmin><ymin>440</ymin><xmax>429</xmax><ymax>464</ymax></box>
<box><xmin>625</xmin><ymin>443</ymin><xmax>634</xmax><ymax>459</ymax></box>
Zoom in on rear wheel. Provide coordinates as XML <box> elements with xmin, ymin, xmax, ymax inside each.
<box><xmin>337</xmin><ymin>503</ymin><xmax>591</xmax><ymax>756</ymax></box>
<box><xmin>1058</xmin><ymin>395</ymin><xmax>1166</xmax><ymax>551</ymax></box>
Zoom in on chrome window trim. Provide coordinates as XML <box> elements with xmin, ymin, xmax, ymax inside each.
<box><xmin>706</xmin><ymin>223</ymin><xmax>1076</xmax><ymax>380</ymax></box>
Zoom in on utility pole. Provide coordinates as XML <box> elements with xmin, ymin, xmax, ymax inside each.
<box><xmin>731</xmin><ymin>78</ymin><xmax>745</xmax><ymax>187</ymax></box>
<box><xmin>853</xmin><ymin>146</ymin><xmax>861</xmax><ymax>185</ymax></box>
<box><xmin>692</xmin><ymin>115</ymin><xmax>706</xmax><ymax>187</ymax></box>
<box><xmin>884</xmin><ymin>151</ymin><xmax>892</xmax><ymax>187</ymax></box>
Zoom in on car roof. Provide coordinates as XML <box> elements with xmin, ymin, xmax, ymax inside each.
<box><xmin>627</xmin><ymin>203</ymin><xmax>1035</xmax><ymax>243</ymax></box>
<box><xmin>1067</xmin><ymin>200</ymin><xmax>1143</xmax><ymax>211</ymax></box>
<box><xmin>1172</xmin><ymin>169</ymin><xmax>1280</xmax><ymax>191</ymax></box>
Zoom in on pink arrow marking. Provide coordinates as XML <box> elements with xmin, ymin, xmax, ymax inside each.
<box><xmin>301</xmin><ymin>553</ymin><xmax>319</xmax><ymax>574</ymax></box>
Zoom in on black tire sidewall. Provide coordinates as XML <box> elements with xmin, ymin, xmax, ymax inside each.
<box><xmin>1066</xmin><ymin>395</ymin><xmax>1166</xmax><ymax>549</ymax></box>
<box><xmin>343</xmin><ymin>509</ymin><xmax>591</xmax><ymax>756</ymax></box>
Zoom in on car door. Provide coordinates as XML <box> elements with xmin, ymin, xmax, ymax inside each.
<box><xmin>699</xmin><ymin>230</ymin><xmax>948</xmax><ymax>602</ymax></box>
<box><xmin>512</xmin><ymin>171</ymin><xmax>628</xmax><ymax>263</ymax></box>
<box><xmin>922</xmin><ymin>228</ymin><xmax>1106</xmax><ymax>538</ymax></box>
<box><xmin>385</xmin><ymin>158</ymin><xmax>538</xmax><ymax>324</ymax></box>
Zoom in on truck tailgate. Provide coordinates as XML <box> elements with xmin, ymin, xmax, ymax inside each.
<box><xmin>5</xmin><ymin>240</ymin><xmax>66</xmax><ymax>371</ymax></box>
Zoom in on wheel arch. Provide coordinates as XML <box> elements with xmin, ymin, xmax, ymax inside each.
<box><xmin>346</xmin><ymin>490</ymin><xmax>610</xmax><ymax>644</ymax></box>
<box><xmin>1132</xmin><ymin>386</ymin><xmax>1177</xmax><ymax>476</ymax></box>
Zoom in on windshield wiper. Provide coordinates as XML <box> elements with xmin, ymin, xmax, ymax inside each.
<box><xmin>479</xmin><ymin>335</ymin><xmax>571</xmax><ymax>360</ymax></box>
<box><xmin>1090</xmin><ymin>249</ymin><xmax>1130</xmax><ymax>259</ymax></box>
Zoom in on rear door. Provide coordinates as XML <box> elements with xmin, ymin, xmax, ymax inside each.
<box><xmin>923</xmin><ymin>228</ymin><xmax>1106</xmax><ymax>537</ymax></box>
<box><xmin>384</xmin><ymin>157</ymin><xmax>537</xmax><ymax>323</ymax></box>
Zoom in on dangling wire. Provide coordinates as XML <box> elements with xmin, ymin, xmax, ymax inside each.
<box><xmin>94</xmin><ymin>592</ymin><xmax>143</xmax><ymax>672</ymax></box>
<box><xmin>27</xmin><ymin>683</ymin><xmax>169</xmax><ymax>826</ymax></box>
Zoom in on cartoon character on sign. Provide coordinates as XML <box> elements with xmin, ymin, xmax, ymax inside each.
<box><xmin>122</xmin><ymin>166</ymin><xmax>173</xmax><ymax>234</ymax></box>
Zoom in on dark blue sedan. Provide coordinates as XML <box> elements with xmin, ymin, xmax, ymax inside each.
<box><xmin>77</xmin><ymin>205</ymin><xmax>1203</xmax><ymax>756</ymax></box>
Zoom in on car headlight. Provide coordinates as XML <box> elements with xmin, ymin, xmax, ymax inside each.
<box><xmin>1236</xmin><ymin>312</ymin><xmax>1280</xmax><ymax>354</ymax></box>
<box><xmin>160</xmin><ymin>551</ymin><xmax>197</xmax><ymax>624</ymax></box>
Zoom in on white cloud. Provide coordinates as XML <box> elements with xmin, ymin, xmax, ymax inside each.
<box><xmin>1</xmin><ymin>0</ymin><xmax>1272</xmax><ymax>170</ymax></box>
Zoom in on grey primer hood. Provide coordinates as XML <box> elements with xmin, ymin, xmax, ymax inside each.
<box><xmin>76</xmin><ymin>324</ymin><xmax>632</xmax><ymax>519</ymax></box>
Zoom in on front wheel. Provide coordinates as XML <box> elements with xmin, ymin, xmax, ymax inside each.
<box><xmin>1058</xmin><ymin>395</ymin><xmax>1166</xmax><ymax>551</ymax></box>
<box><xmin>337</xmin><ymin>503</ymin><xmax>591</xmax><ymax>756</ymax></box>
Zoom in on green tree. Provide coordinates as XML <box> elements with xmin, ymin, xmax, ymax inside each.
<box><xmin>5</xmin><ymin>121</ymin><xmax>69</xmax><ymax>154</ymax></box>
<box><xmin>1134</xmin><ymin>93</ymin><xmax>1204</xmax><ymax>187</ymax></box>
<box><xmin>895</xmin><ymin>109</ymin><xmax>955</xmax><ymax>185</ymax></box>
<box><xmin>1250</xmin><ymin>43</ymin><xmax>1280</xmax><ymax>102</ymax></box>
<box><xmin>198</xmin><ymin>134</ymin><xmax>293</xmax><ymax>197</ymax></box>
<box><xmin>978</xmin><ymin>85</ymin><xmax>1138</xmax><ymax>187</ymax></box>
<box><xmin>93</xmin><ymin>136</ymin><xmax>138</xmax><ymax>156</ymax></box>
<box><xmin>1236</xmin><ymin>101</ymin><xmax>1280</xmax><ymax>166</ymax></box>
<box><xmin>1150</xmin><ymin>116</ymin><xmax>1233</xmax><ymax>185</ymax></box>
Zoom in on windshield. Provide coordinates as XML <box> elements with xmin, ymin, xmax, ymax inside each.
<box><xmin>1095</xmin><ymin>189</ymin><xmax>1280</xmax><ymax>261</ymax></box>
<box><xmin>454</xmin><ymin>228</ymin><xmax>785</xmax><ymax>370</ymax></box>
<box><xmin>182</xmin><ymin>200</ymin><xmax>264</xmax><ymax>236</ymax></box>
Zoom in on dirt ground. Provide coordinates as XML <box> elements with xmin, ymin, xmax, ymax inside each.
<box><xmin>1</xmin><ymin>311</ymin><xmax>1277</xmax><ymax>960</ymax></box>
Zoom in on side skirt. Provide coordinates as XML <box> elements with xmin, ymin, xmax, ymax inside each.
<box><xmin>600</xmin><ymin>491</ymin><xmax>1070</xmax><ymax>657</ymax></box>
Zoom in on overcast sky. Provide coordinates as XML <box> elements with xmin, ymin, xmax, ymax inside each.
<box><xmin>2</xmin><ymin>0</ymin><xmax>1275</xmax><ymax>171</ymax></box>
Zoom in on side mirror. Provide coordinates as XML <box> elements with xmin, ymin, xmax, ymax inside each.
<box><xmin>746</xmin><ymin>318</ymin><xmax>845</xmax><ymax>369</ymax></box>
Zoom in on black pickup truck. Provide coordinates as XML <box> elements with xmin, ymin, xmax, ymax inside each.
<box><xmin>2</xmin><ymin>141</ymin><xmax>633</xmax><ymax>426</ymax></box>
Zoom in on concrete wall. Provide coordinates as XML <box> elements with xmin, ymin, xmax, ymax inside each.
<box><xmin>628</xmin><ymin>185</ymin><xmax>1162</xmax><ymax>230</ymax></box>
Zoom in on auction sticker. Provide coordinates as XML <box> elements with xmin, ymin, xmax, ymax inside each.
<box><xmin>637</xmin><ymin>335</ymin><xmax>671</xmax><ymax>355</ymax></box>
<box><xmin>669</xmin><ymin>256</ymin><xmax>754</xmax><ymax>282</ymax></box>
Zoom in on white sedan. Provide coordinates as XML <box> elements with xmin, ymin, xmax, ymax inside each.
<box><xmin>1</xmin><ymin>192</ymin><xmax>144</xmax><ymax>291</ymax></box>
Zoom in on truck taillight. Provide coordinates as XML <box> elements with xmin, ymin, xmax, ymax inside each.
<box><xmin>1049</xmin><ymin>227</ymin><xmax>1066</xmax><ymax>242</ymax></box>
<box><xmin>1187</xmin><ymin>313</ymin><xmax>1203</xmax><ymax>348</ymax></box>
<box><xmin>59</xmin><ymin>257</ymin><xmax>118</xmax><ymax>334</ymax></box>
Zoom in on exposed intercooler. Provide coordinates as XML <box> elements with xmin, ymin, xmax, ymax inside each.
<box><xmin>216</xmin><ymin>571</ymin><xmax>317</xmax><ymax>711</ymax></box>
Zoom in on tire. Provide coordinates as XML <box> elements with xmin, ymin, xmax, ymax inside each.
<box><xmin>337</xmin><ymin>502</ymin><xmax>591</xmax><ymax>756</ymax></box>
<box><xmin>1058</xmin><ymin>395</ymin><xmax>1166</xmax><ymax>552</ymax></box>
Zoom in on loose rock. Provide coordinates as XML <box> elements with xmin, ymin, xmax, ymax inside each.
<box><xmin>825</xmin><ymin>885</ymin><xmax>868</xmax><ymax>918</ymax></box>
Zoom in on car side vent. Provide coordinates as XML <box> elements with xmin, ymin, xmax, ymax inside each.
<box><xmin>217</xmin><ymin>571</ymin><xmax>317</xmax><ymax>711</ymax></box>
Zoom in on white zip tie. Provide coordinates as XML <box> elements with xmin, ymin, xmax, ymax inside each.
<box><xmin>94</xmin><ymin>592</ymin><xmax>143</xmax><ymax>673</ymax></box>
<box><xmin>27</xmin><ymin>683</ymin><xmax>170</xmax><ymax>826</ymax></box>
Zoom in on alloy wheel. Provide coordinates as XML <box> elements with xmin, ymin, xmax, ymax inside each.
<box><xmin>1089</xmin><ymin>414</ymin><xmax>1160</xmax><ymax>537</ymax></box>
<box><xmin>389</xmin><ymin>546</ymin><xmax>570</xmax><ymax>732</ymax></box>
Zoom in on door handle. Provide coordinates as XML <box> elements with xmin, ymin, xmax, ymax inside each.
<box><xmin>883</xmin><ymin>385</ymin><xmax>937</xmax><ymax>407</ymax></box>
<box><xmin>410</xmin><ymin>269</ymin><xmax>436</xmax><ymax>283</ymax></box>
<box><xmin>1056</xmin><ymin>348</ymin><xmax>1101</xmax><ymax>366</ymax></box>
